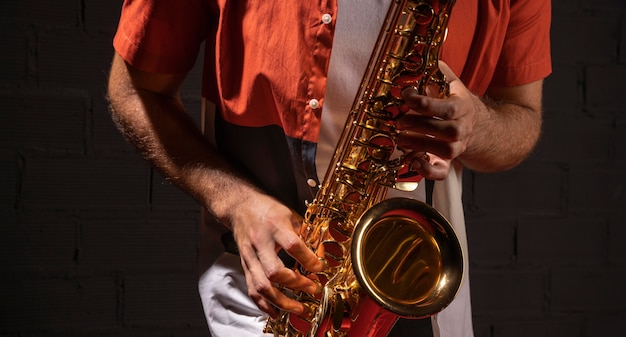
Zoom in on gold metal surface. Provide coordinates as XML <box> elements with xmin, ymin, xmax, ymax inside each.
<box><xmin>352</xmin><ymin>198</ymin><xmax>463</xmax><ymax>318</ymax></box>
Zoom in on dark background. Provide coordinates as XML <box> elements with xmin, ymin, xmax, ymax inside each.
<box><xmin>1</xmin><ymin>0</ymin><xmax>625</xmax><ymax>336</ymax></box>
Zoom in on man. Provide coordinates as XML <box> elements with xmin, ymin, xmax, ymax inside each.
<box><xmin>107</xmin><ymin>0</ymin><xmax>551</xmax><ymax>336</ymax></box>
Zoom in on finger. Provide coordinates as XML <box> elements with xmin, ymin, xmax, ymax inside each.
<box><xmin>240</xmin><ymin>249</ymin><xmax>305</xmax><ymax>315</ymax></box>
<box><xmin>240</xmin><ymin>254</ymin><xmax>280</xmax><ymax>317</ymax></box>
<box><xmin>250</xmin><ymin>289</ymin><xmax>279</xmax><ymax>318</ymax></box>
<box><xmin>437</xmin><ymin>60</ymin><xmax>459</xmax><ymax>82</ymax></box>
<box><xmin>396</xmin><ymin>114</ymin><xmax>463</xmax><ymax>142</ymax></box>
<box><xmin>253</xmin><ymin>280</ymin><xmax>303</xmax><ymax>315</ymax></box>
<box><xmin>254</xmin><ymin>244</ymin><xmax>319</xmax><ymax>294</ymax></box>
<box><xmin>273</xmin><ymin>225</ymin><xmax>324</xmax><ymax>274</ymax></box>
<box><xmin>397</xmin><ymin>132</ymin><xmax>465</xmax><ymax>160</ymax></box>
<box><xmin>268</xmin><ymin>268</ymin><xmax>320</xmax><ymax>295</ymax></box>
<box><xmin>408</xmin><ymin>154</ymin><xmax>450</xmax><ymax>180</ymax></box>
<box><xmin>246</xmin><ymin>226</ymin><xmax>321</xmax><ymax>294</ymax></box>
<box><xmin>401</xmin><ymin>91</ymin><xmax>459</xmax><ymax>120</ymax></box>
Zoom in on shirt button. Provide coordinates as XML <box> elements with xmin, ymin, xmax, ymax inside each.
<box><xmin>321</xmin><ymin>13</ymin><xmax>333</xmax><ymax>25</ymax></box>
<box><xmin>307</xmin><ymin>179</ymin><xmax>318</xmax><ymax>188</ymax></box>
<box><xmin>309</xmin><ymin>99</ymin><xmax>320</xmax><ymax>109</ymax></box>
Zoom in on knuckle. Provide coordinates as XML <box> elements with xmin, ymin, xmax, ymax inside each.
<box><xmin>265</xmin><ymin>266</ymin><xmax>282</xmax><ymax>282</ymax></box>
<box><xmin>441</xmin><ymin>103</ymin><xmax>457</xmax><ymax>120</ymax></box>
<box><xmin>249</xmin><ymin>290</ymin><xmax>263</xmax><ymax>302</ymax></box>
<box><xmin>281</xmin><ymin>234</ymin><xmax>301</xmax><ymax>252</ymax></box>
<box><xmin>252</xmin><ymin>279</ymin><xmax>273</xmax><ymax>296</ymax></box>
<box><xmin>443</xmin><ymin>125</ymin><xmax>462</xmax><ymax>141</ymax></box>
<box><xmin>248</xmin><ymin>229</ymin><xmax>264</xmax><ymax>245</ymax></box>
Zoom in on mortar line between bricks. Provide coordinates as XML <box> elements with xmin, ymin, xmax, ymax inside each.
<box><xmin>148</xmin><ymin>167</ymin><xmax>155</xmax><ymax>208</ymax></box>
<box><xmin>79</xmin><ymin>0</ymin><xmax>86</xmax><ymax>31</ymax></box>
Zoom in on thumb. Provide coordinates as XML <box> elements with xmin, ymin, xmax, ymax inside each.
<box><xmin>437</xmin><ymin>60</ymin><xmax>459</xmax><ymax>82</ymax></box>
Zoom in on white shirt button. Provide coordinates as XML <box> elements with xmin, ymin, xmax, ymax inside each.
<box><xmin>309</xmin><ymin>99</ymin><xmax>320</xmax><ymax>109</ymax></box>
<box><xmin>307</xmin><ymin>179</ymin><xmax>318</xmax><ymax>188</ymax></box>
<box><xmin>322</xmin><ymin>13</ymin><xmax>333</xmax><ymax>25</ymax></box>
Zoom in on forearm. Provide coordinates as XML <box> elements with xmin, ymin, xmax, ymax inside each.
<box><xmin>107</xmin><ymin>64</ymin><xmax>261</xmax><ymax>227</ymax></box>
<box><xmin>458</xmin><ymin>97</ymin><xmax>542</xmax><ymax>172</ymax></box>
<box><xmin>459</xmin><ymin>84</ymin><xmax>543</xmax><ymax>173</ymax></box>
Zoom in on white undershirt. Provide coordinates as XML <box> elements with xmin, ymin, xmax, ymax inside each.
<box><xmin>315</xmin><ymin>0</ymin><xmax>426</xmax><ymax>201</ymax></box>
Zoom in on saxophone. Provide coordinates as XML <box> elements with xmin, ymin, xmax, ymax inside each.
<box><xmin>265</xmin><ymin>0</ymin><xmax>463</xmax><ymax>336</ymax></box>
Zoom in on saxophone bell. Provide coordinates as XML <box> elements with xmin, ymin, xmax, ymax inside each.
<box><xmin>352</xmin><ymin>197</ymin><xmax>463</xmax><ymax>319</ymax></box>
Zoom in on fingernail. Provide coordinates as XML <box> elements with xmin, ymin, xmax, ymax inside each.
<box><xmin>401</xmin><ymin>86</ymin><xmax>419</xmax><ymax>97</ymax></box>
<box><xmin>318</xmin><ymin>257</ymin><xmax>327</xmax><ymax>271</ymax></box>
<box><xmin>291</xmin><ymin>305</ymin><xmax>304</xmax><ymax>314</ymax></box>
<box><xmin>306</xmin><ymin>283</ymin><xmax>321</xmax><ymax>295</ymax></box>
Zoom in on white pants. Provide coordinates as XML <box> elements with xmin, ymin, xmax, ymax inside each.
<box><xmin>198</xmin><ymin>253</ymin><xmax>473</xmax><ymax>337</ymax></box>
<box><xmin>198</xmin><ymin>252</ymin><xmax>271</xmax><ymax>337</ymax></box>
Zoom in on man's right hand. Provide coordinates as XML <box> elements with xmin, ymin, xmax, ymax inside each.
<box><xmin>228</xmin><ymin>191</ymin><xmax>323</xmax><ymax>318</ymax></box>
<box><xmin>108</xmin><ymin>53</ymin><xmax>322</xmax><ymax>317</ymax></box>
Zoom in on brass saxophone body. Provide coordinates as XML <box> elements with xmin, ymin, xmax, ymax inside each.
<box><xmin>266</xmin><ymin>0</ymin><xmax>463</xmax><ymax>336</ymax></box>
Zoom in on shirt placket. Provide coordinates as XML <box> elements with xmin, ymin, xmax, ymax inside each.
<box><xmin>301</xmin><ymin>0</ymin><xmax>338</xmax><ymax>198</ymax></box>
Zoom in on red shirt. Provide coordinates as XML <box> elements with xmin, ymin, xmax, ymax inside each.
<box><xmin>113</xmin><ymin>0</ymin><xmax>552</xmax><ymax>210</ymax></box>
<box><xmin>114</xmin><ymin>0</ymin><xmax>551</xmax><ymax>141</ymax></box>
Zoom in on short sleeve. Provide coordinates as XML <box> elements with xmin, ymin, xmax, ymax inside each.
<box><xmin>113</xmin><ymin>0</ymin><xmax>210</xmax><ymax>74</ymax></box>
<box><xmin>491</xmin><ymin>0</ymin><xmax>552</xmax><ymax>87</ymax></box>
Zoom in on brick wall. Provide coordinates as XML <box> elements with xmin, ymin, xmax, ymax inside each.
<box><xmin>464</xmin><ymin>0</ymin><xmax>626</xmax><ymax>336</ymax></box>
<box><xmin>0</xmin><ymin>1</ymin><xmax>207</xmax><ymax>336</ymax></box>
<box><xmin>0</xmin><ymin>0</ymin><xmax>624</xmax><ymax>336</ymax></box>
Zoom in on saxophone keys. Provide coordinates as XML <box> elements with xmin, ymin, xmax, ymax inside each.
<box><xmin>328</xmin><ymin>219</ymin><xmax>351</xmax><ymax>242</ymax></box>
<box><xmin>408</xmin><ymin>2</ymin><xmax>435</xmax><ymax>25</ymax></box>
<box><xmin>331</xmin><ymin>293</ymin><xmax>350</xmax><ymax>332</ymax></box>
<box><xmin>287</xmin><ymin>304</ymin><xmax>315</xmax><ymax>334</ymax></box>
<box><xmin>321</xmin><ymin>240</ymin><xmax>345</xmax><ymax>269</ymax></box>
